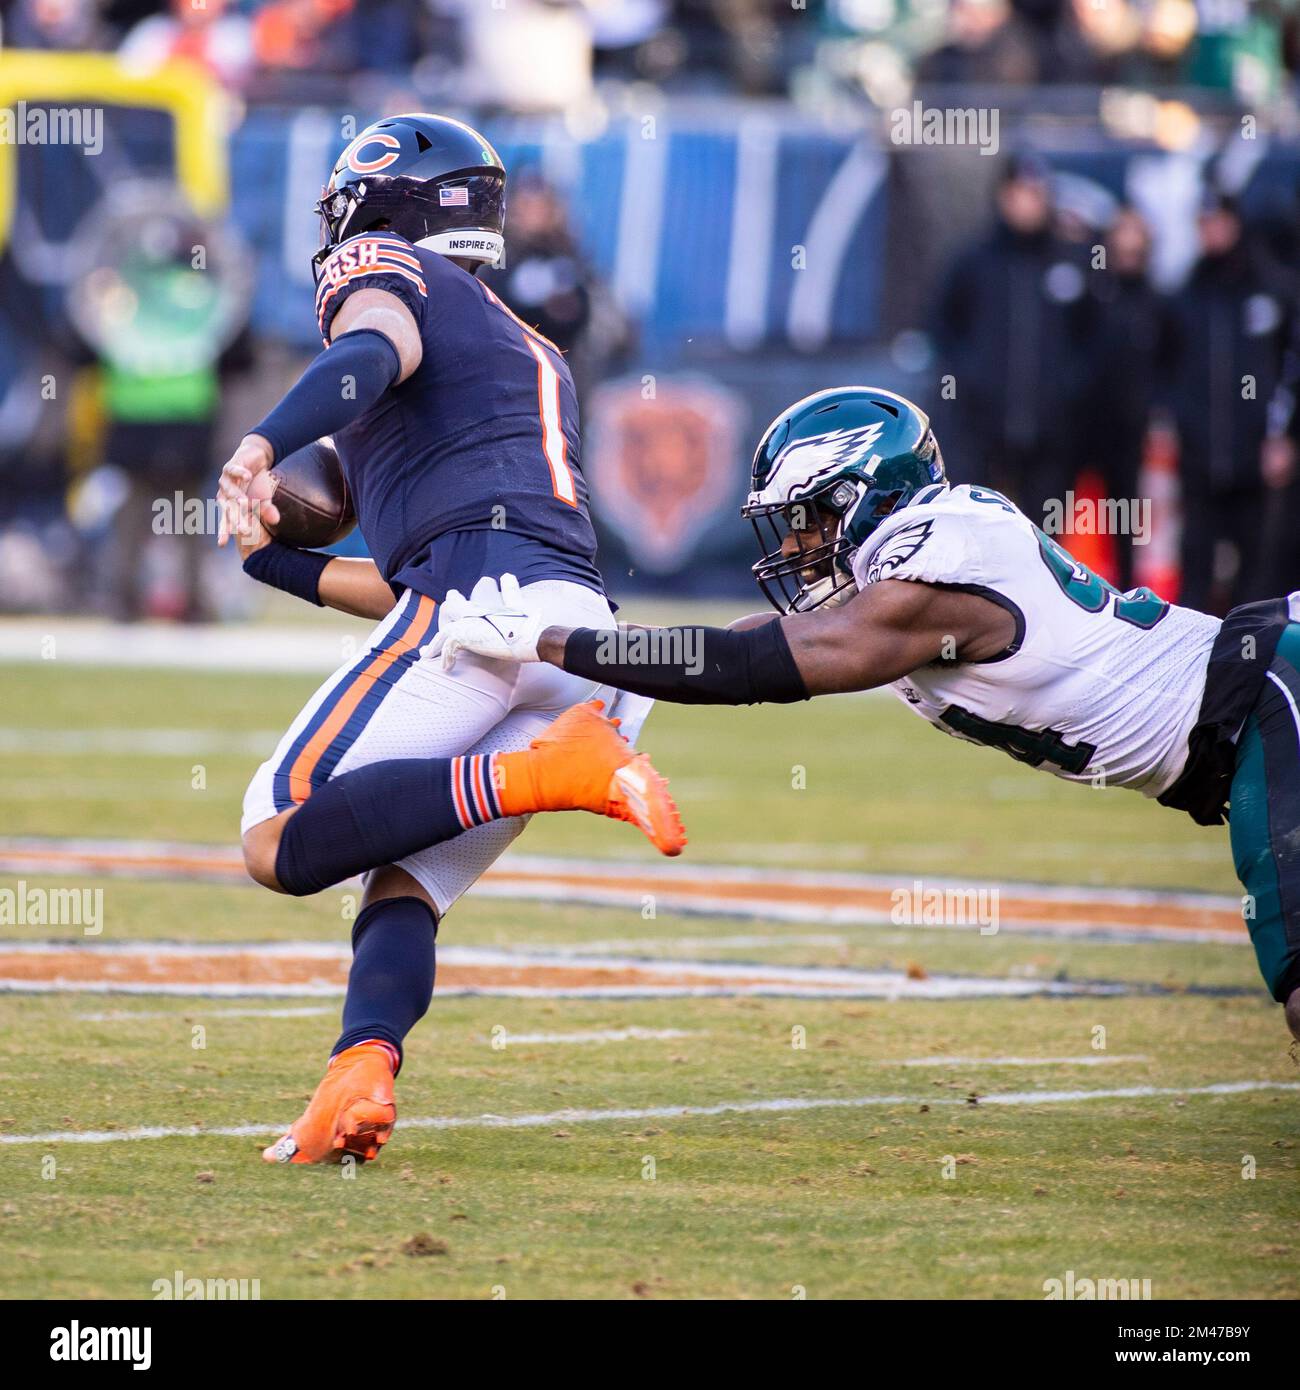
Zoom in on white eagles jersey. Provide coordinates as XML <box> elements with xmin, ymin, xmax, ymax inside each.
<box><xmin>849</xmin><ymin>484</ymin><xmax>1220</xmax><ymax>796</ymax></box>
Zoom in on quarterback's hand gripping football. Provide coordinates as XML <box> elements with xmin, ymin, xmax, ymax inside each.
<box><xmin>432</xmin><ymin>573</ymin><xmax>546</xmax><ymax>670</ymax></box>
<box><xmin>216</xmin><ymin>433</ymin><xmax>278</xmax><ymax>547</ymax></box>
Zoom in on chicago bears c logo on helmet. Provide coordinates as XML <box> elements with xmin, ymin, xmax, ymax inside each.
<box><xmin>342</xmin><ymin>131</ymin><xmax>402</xmax><ymax>174</ymax></box>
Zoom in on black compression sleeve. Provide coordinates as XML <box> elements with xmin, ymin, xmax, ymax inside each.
<box><xmin>560</xmin><ymin>620</ymin><xmax>810</xmax><ymax>706</ymax></box>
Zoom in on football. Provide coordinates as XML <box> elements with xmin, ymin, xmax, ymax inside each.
<box><xmin>256</xmin><ymin>437</ymin><xmax>355</xmax><ymax>549</ymax></box>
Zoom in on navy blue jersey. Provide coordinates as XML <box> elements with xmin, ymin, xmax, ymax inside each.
<box><xmin>313</xmin><ymin>231</ymin><xmax>604</xmax><ymax>600</ymax></box>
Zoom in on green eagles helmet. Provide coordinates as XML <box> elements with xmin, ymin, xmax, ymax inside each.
<box><xmin>743</xmin><ymin>386</ymin><xmax>946</xmax><ymax>613</ymax></box>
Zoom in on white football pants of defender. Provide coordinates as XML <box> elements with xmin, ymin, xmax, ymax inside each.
<box><xmin>241</xmin><ymin>579</ymin><xmax>647</xmax><ymax>915</ymax></box>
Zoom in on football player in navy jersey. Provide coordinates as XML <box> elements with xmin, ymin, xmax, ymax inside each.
<box><xmin>216</xmin><ymin>114</ymin><xmax>684</xmax><ymax>1166</ymax></box>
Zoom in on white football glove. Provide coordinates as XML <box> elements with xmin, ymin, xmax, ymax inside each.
<box><xmin>430</xmin><ymin>573</ymin><xmax>546</xmax><ymax>670</ymax></box>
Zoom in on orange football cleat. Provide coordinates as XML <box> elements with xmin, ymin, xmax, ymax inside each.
<box><xmin>262</xmin><ymin>1041</ymin><xmax>397</xmax><ymax>1165</ymax></box>
<box><xmin>495</xmin><ymin>700</ymin><xmax>687</xmax><ymax>856</ymax></box>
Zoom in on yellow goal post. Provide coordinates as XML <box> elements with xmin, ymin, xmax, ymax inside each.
<box><xmin>0</xmin><ymin>49</ymin><xmax>230</xmax><ymax>252</ymax></box>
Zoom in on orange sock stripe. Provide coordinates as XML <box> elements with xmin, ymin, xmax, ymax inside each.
<box><xmin>448</xmin><ymin>756</ymin><xmax>473</xmax><ymax>829</ymax></box>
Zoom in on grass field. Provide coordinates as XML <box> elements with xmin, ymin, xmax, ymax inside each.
<box><xmin>1</xmin><ymin>627</ymin><xmax>1296</xmax><ymax>1301</ymax></box>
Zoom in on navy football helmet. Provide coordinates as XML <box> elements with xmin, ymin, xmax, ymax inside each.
<box><xmin>314</xmin><ymin>113</ymin><xmax>506</xmax><ymax>280</ymax></box>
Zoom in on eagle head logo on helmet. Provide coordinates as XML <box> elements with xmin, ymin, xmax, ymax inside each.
<box><xmin>313</xmin><ymin>114</ymin><xmax>506</xmax><ymax>282</ymax></box>
<box><xmin>742</xmin><ymin>387</ymin><xmax>947</xmax><ymax>615</ymax></box>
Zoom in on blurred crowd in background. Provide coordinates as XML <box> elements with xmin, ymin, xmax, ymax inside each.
<box><xmin>5</xmin><ymin>0</ymin><xmax>1300</xmax><ymax>107</ymax></box>
<box><xmin>931</xmin><ymin>155</ymin><xmax>1300</xmax><ymax>613</ymax></box>
<box><xmin>1</xmin><ymin>0</ymin><xmax>1299</xmax><ymax>622</ymax></box>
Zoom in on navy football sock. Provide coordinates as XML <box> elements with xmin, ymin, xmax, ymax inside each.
<box><xmin>333</xmin><ymin>896</ymin><xmax>438</xmax><ymax>1069</ymax></box>
<box><xmin>274</xmin><ymin>753</ymin><xmax>503</xmax><ymax>896</ymax></box>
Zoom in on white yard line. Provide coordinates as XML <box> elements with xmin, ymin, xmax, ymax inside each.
<box><xmin>2</xmin><ymin>1080</ymin><xmax>1294</xmax><ymax>1148</ymax></box>
<box><xmin>469</xmin><ymin>880</ymin><xmax>1246</xmax><ymax>943</ymax></box>
<box><xmin>77</xmin><ymin>1014</ymin><xmax>700</xmax><ymax>1041</ymax></box>
<box><xmin>438</xmin><ymin>945</ymin><xmax>1018</xmax><ymax>986</ymax></box>
<box><xmin>0</xmin><ymin>941</ymin><xmax>1133</xmax><ymax>1001</ymax></box>
<box><xmin>0</xmin><ymin>622</ymin><xmax>361</xmax><ymax>673</ymax></box>
<box><xmin>3</xmin><ymin>982</ymin><xmax>345</xmax><ymax>998</ymax></box>
<box><xmin>490</xmin><ymin>1027</ymin><xmax>701</xmax><ymax>1046</ymax></box>
<box><xmin>56</xmin><ymin>1023</ymin><xmax>1172</xmax><ymax>1056</ymax></box>
<box><xmin>76</xmin><ymin>1006</ymin><xmax>334</xmax><ymax>1022</ymax></box>
<box><xmin>0</xmin><ymin>728</ymin><xmax>281</xmax><ymax>756</ymax></box>
<box><xmin>0</xmin><ymin>979</ymin><xmax>1132</xmax><ymax>1001</ymax></box>
<box><xmin>0</xmin><ymin>940</ymin><xmax>350</xmax><ymax>957</ymax></box>
<box><xmin>542</xmin><ymin>933</ymin><xmax>849</xmax><ymax>953</ymax></box>
<box><xmin>896</xmin><ymin>1055</ymin><xmax>1149</xmax><ymax>1067</ymax></box>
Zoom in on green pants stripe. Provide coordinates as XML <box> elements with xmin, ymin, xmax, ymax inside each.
<box><xmin>1229</xmin><ymin>622</ymin><xmax>1300</xmax><ymax>1003</ymax></box>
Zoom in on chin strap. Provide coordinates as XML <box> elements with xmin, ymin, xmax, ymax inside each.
<box><xmin>794</xmin><ymin>571</ymin><xmax>858</xmax><ymax>612</ymax></box>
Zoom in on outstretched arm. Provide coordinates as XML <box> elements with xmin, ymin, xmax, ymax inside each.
<box><xmin>434</xmin><ymin>574</ymin><xmax>1015</xmax><ymax>702</ymax></box>
<box><xmin>760</xmin><ymin>579</ymin><xmax>984</xmax><ymax>693</ymax></box>
<box><xmin>541</xmin><ymin>580</ymin><xmax>987</xmax><ymax>702</ymax></box>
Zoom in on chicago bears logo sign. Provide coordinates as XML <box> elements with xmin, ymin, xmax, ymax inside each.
<box><xmin>586</xmin><ymin>375</ymin><xmax>746</xmax><ymax>575</ymax></box>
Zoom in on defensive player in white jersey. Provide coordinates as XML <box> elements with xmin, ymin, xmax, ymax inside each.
<box><xmin>433</xmin><ymin>386</ymin><xmax>1300</xmax><ymax>1042</ymax></box>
